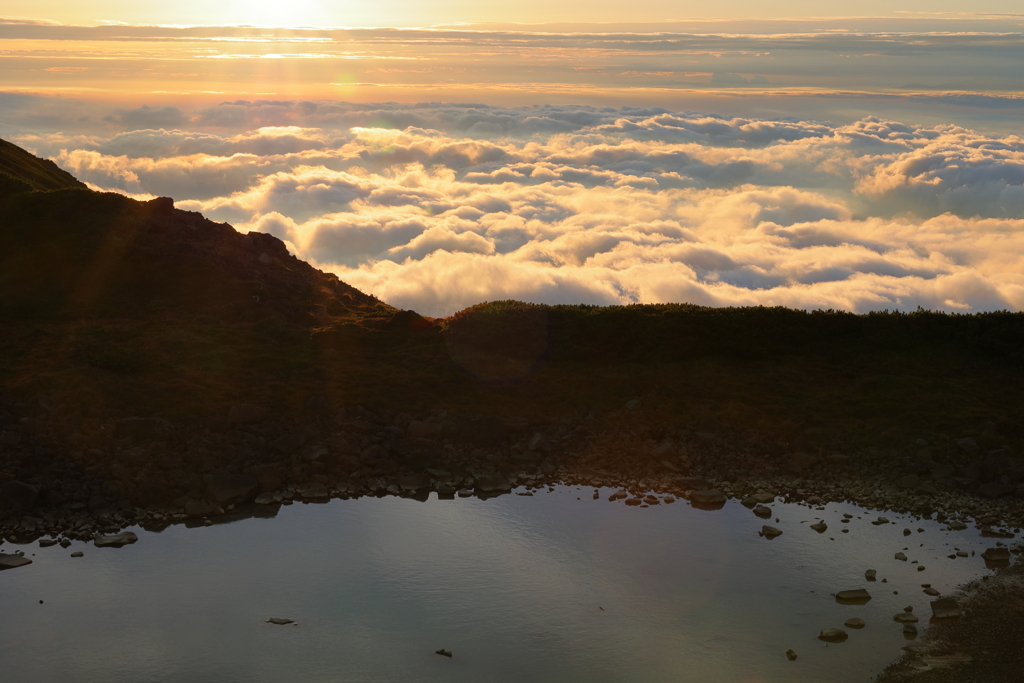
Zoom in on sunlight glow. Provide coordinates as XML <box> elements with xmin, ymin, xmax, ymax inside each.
<box><xmin>226</xmin><ymin>0</ymin><xmax>328</xmax><ymax>27</ymax></box>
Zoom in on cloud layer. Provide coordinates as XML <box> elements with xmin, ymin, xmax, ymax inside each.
<box><xmin>15</xmin><ymin>103</ymin><xmax>1024</xmax><ymax>316</ymax></box>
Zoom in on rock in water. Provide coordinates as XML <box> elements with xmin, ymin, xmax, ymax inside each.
<box><xmin>785</xmin><ymin>649</ymin><xmax>797</xmax><ymax>661</ymax></box>
<box><xmin>810</xmin><ymin>521</ymin><xmax>827</xmax><ymax>533</ymax></box>
<box><xmin>0</xmin><ymin>553</ymin><xmax>33</xmax><ymax>570</ymax></box>
<box><xmin>266</xmin><ymin>618</ymin><xmax>294</xmax><ymax>625</ymax></box>
<box><xmin>865</xmin><ymin>569</ymin><xmax>877</xmax><ymax>581</ymax></box>
<box><xmin>931</xmin><ymin>598</ymin><xmax>961</xmax><ymax>619</ymax></box>
<box><xmin>435</xmin><ymin>649</ymin><xmax>452</xmax><ymax>658</ymax></box>
<box><xmin>893</xmin><ymin>612</ymin><xmax>919</xmax><ymax>623</ymax></box>
<box><xmin>894</xmin><ymin>552</ymin><xmax>908</xmax><ymax>561</ymax></box>
<box><xmin>94</xmin><ymin>532</ymin><xmax>139</xmax><ymax>548</ymax></box>
<box><xmin>844</xmin><ymin>618</ymin><xmax>865</xmax><ymax>629</ymax></box>
<box><xmin>753</xmin><ymin>504</ymin><xmax>772</xmax><ymax>518</ymax></box>
<box><xmin>818</xmin><ymin>628</ymin><xmax>848</xmax><ymax>643</ymax></box>
<box><xmin>835</xmin><ymin>589</ymin><xmax>871</xmax><ymax>605</ymax></box>
<box><xmin>761</xmin><ymin>525</ymin><xmax>783</xmax><ymax>539</ymax></box>
<box><xmin>691</xmin><ymin>490</ymin><xmax>727</xmax><ymax>506</ymax></box>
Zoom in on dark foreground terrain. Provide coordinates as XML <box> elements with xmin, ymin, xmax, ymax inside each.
<box><xmin>2</xmin><ymin>137</ymin><xmax>1023</xmax><ymax>680</ymax></box>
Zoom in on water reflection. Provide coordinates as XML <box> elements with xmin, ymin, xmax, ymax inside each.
<box><xmin>0</xmin><ymin>488</ymin><xmax>1009</xmax><ymax>683</ymax></box>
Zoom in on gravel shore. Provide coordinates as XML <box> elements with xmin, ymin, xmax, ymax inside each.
<box><xmin>2</xmin><ymin>394</ymin><xmax>1021</xmax><ymax>680</ymax></box>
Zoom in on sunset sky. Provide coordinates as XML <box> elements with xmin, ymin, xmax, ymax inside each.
<box><xmin>2</xmin><ymin>3</ymin><xmax>1023</xmax><ymax>314</ymax></box>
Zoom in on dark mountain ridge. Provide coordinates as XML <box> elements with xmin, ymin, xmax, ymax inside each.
<box><xmin>0</xmin><ymin>137</ymin><xmax>388</xmax><ymax>322</ymax></box>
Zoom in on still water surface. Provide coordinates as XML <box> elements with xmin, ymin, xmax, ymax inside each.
<box><xmin>0</xmin><ymin>487</ymin><xmax>1003</xmax><ymax>682</ymax></box>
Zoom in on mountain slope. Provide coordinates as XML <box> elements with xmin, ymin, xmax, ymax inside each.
<box><xmin>0</xmin><ymin>138</ymin><xmax>87</xmax><ymax>195</ymax></box>
<box><xmin>0</xmin><ymin>138</ymin><xmax>388</xmax><ymax>322</ymax></box>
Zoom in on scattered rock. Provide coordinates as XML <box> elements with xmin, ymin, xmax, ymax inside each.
<box><xmin>0</xmin><ymin>553</ymin><xmax>33</xmax><ymax>570</ymax></box>
<box><xmin>761</xmin><ymin>525</ymin><xmax>783</xmax><ymax>539</ymax></box>
<box><xmin>266</xmin><ymin>618</ymin><xmax>293</xmax><ymax>625</ymax></box>
<box><xmin>691</xmin><ymin>490</ymin><xmax>727</xmax><ymax>507</ymax></box>
<box><xmin>38</xmin><ymin>538</ymin><xmax>57</xmax><ymax>548</ymax></box>
<box><xmin>810</xmin><ymin>521</ymin><xmax>827</xmax><ymax>533</ymax></box>
<box><xmin>981</xmin><ymin>547</ymin><xmax>1011</xmax><ymax>563</ymax></box>
<box><xmin>844</xmin><ymin>618</ymin><xmax>865</xmax><ymax>629</ymax></box>
<box><xmin>786</xmin><ymin>649</ymin><xmax>797</xmax><ymax>661</ymax></box>
<box><xmin>70</xmin><ymin>551</ymin><xmax>84</xmax><ymax>557</ymax></box>
<box><xmin>865</xmin><ymin>569</ymin><xmax>877</xmax><ymax>581</ymax></box>
<box><xmin>94</xmin><ymin>532</ymin><xmax>138</xmax><ymax>548</ymax></box>
<box><xmin>895</xmin><ymin>552</ymin><xmax>908</xmax><ymax>561</ymax></box>
<box><xmin>435</xmin><ymin>649</ymin><xmax>453</xmax><ymax>658</ymax></box>
<box><xmin>836</xmin><ymin>589</ymin><xmax>871</xmax><ymax>604</ymax></box>
<box><xmin>818</xmin><ymin>628</ymin><xmax>848</xmax><ymax>643</ymax></box>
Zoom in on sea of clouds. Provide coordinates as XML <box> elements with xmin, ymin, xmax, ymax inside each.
<box><xmin>14</xmin><ymin>101</ymin><xmax>1024</xmax><ymax>316</ymax></box>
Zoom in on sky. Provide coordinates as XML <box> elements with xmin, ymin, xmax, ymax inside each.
<box><xmin>2</xmin><ymin>3</ymin><xmax>1023</xmax><ymax>315</ymax></box>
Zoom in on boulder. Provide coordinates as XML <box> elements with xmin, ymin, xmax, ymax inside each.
<box><xmin>204</xmin><ymin>474</ymin><xmax>259</xmax><ymax>506</ymax></box>
<box><xmin>691</xmin><ymin>490</ymin><xmax>727</xmax><ymax>506</ymax></box>
<box><xmin>227</xmin><ymin>403</ymin><xmax>262</xmax><ymax>423</ymax></box>
<box><xmin>981</xmin><ymin>547</ymin><xmax>1011</xmax><ymax>566</ymax></box>
<box><xmin>835</xmin><ymin>589</ymin><xmax>871</xmax><ymax>604</ymax></box>
<box><xmin>0</xmin><ymin>553</ymin><xmax>33</xmax><ymax>570</ymax></box>
<box><xmin>0</xmin><ymin>480</ymin><xmax>39</xmax><ymax>511</ymax></box>
<box><xmin>115</xmin><ymin>417</ymin><xmax>171</xmax><ymax>442</ymax></box>
<box><xmin>818</xmin><ymin>628</ymin><xmax>848</xmax><ymax>643</ymax></box>
<box><xmin>930</xmin><ymin>598</ymin><xmax>961</xmax><ymax>619</ymax></box>
<box><xmin>94</xmin><ymin>532</ymin><xmax>139</xmax><ymax>548</ymax></box>
<box><xmin>753</xmin><ymin>504</ymin><xmax>772</xmax><ymax>519</ymax></box>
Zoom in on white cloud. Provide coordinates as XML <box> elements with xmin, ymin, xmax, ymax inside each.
<box><xmin>15</xmin><ymin>105</ymin><xmax>1024</xmax><ymax>316</ymax></box>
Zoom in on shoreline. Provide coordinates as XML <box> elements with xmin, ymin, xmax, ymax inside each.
<box><xmin>2</xmin><ymin>397</ymin><xmax>1022</xmax><ymax>679</ymax></box>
